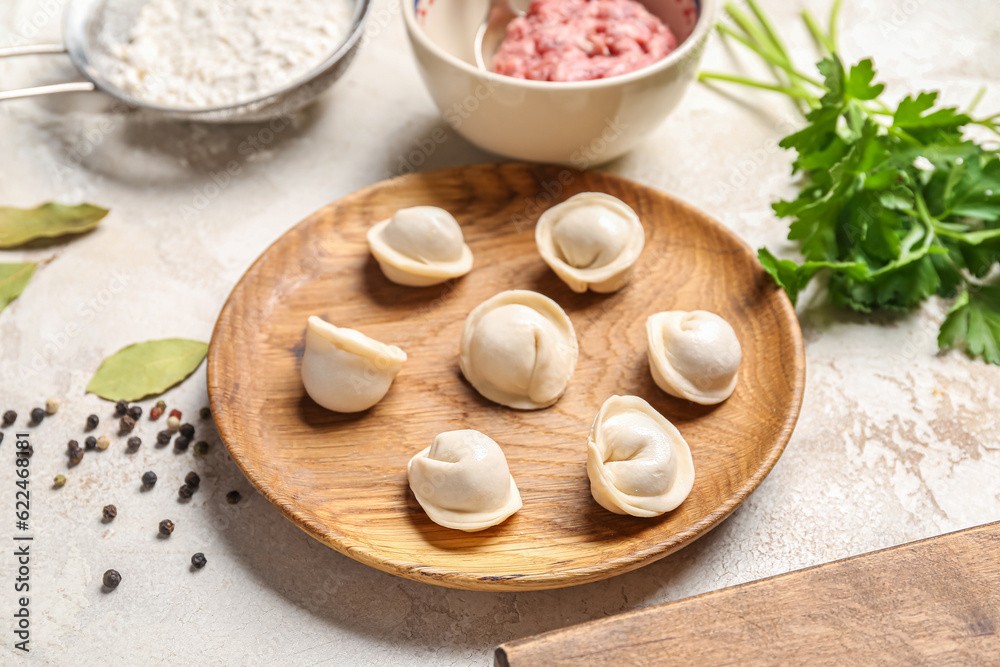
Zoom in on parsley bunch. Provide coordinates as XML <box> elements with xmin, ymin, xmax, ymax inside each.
<box><xmin>700</xmin><ymin>0</ymin><xmax>1000</xmax><ymax>364</ymax></box>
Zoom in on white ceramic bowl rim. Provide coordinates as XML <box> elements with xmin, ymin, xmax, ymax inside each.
<box><xmin>402</xmin><ymin>0</ymin><xmax>718</xmax><ymax>91</ymax></box>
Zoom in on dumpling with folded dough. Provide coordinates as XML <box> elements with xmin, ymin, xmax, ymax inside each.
<box><xmin>408</xmin><ymin>429</ymin><xmax>522</xmax><ymax>531</ymax></box>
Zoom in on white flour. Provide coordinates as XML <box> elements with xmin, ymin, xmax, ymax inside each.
<box><xmin>104</xmin><ymin>0</ymin><xmax>355</xmax><ymax>108</ymax></box>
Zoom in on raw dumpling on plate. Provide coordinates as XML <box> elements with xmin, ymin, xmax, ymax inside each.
<box><xmin>407</xmin><ymin>429</ymin><xmax>522</xmax><ymax>532</ymax></box>
<box><xmin>459</xmin><ymin>290</ymin><xmax>578</xmax><ymax>410</ymax></box>
<box><xmin>587</xmin><ymin>395</ymin><xmax>695</xmax><ymax>517</ymax></box>
<box><xmin>301</xmin><ymin>316</ymin><xmax>406</xmax><ymax>413</ymax></box>
<box><xmin>646</xmin><ymin>310</ymin><xmax>741</xmax><ymax>405</ymax></box>
<box><xmin>367</xmin><ymin>206</ymin><xmax>474</xmax><ymax>286</ymax></box>
<box><xmin>535</xmin><ymin>192</ymin><xmax>645</xmax><ymax>293</ymax></box>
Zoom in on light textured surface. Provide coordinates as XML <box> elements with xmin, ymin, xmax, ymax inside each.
<box><xmin>1</xmin><ymin>0</ymin><xmax>998</xmax><ymax>664</ymax></box>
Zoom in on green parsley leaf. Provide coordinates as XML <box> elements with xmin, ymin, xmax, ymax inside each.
<box><xmin>938</xmin><ymin>285</ymin><xmax>1000</xmax><ymax>364</ymax></box>
<box><xmin>845</xmin><ymin>59</ymin><xmax>885</xmax><ymax>101</ymax></box>
<box><xmin>757</xmin><ymin>248</ymin><xmax>869</xmax><ymax>305</ymax></box>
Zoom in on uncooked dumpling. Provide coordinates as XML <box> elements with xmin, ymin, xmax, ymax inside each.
<box><xmin>459</xmin><ymin>290</ymin><xmax>578</xmax><ymax>410</ymax></box>
<box><xmin>646</xmin><ymin>310</ymin><xmax>741</xmax><ymax>405</ymax></box>
<box><xmin>367</xmin><ymin>206</ymin><xmax>474</xmax><ymax>286</ymax></box>
<box><xmin>301</xmin><ymin>316</ymin><xmax>407</xmax><ymax>412</ymax></box>
<box><xmin>535</xmin><ymin>192</ymin><xmax>645</xmax><ymax>293</ymax></box>
<box><xmin>408</xmin><ymin>430</ymin><xmax>522</xmax><ymax>532</ymax></box>
<box><xmin>587</xmin><ymin>395</ymin><xmax>695</xmax><ymax>517</ymax></box>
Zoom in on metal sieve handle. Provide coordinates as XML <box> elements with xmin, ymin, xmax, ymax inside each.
<box><xmin>0</xmin><ymin>44</ymin><xmax>96</xmax><ymax>101</ymax></box>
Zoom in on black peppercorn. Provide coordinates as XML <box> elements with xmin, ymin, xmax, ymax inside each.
<box><xmin>119</xmin><ymin>415</ymin><xmax>136</xmax><ymax>432</ymax></box>
<box><xmin>174</xmin><ymin>435</ymin><xmax>191</xmax><ymax>451</ymax></box>
<box><xmin>178</xmin><ymin>484</ymin><xmax>194</xmax><ymax>499</ymax></box>
<box><xmin>127</xmin><ymin>405</ymin><xmax>142</xmax><ymax>420</ymax></box>
<box><xmin>115</xmin><ymin>400</ymin><xmax>128</xmax><ymax>416</ymax></box>
<box><xmin>30</xmin><ymin>407</ymin><xmax>45</xmax><ymax>423</ymax></box>
<box><xmin>0</xmin><ymin>432</ymin><xmax>4</xmax><ymax>445</ymax></box>
<box><xmin>103</xmin><ymin>569</ymin><xmax>121</xmax><ymax>589</ymax></box>
<box><xmin>84</xmin><ymin>436</ymin><xmax>97</xmax><ymax>450</ymax></box>
<box><xmin>158</xmin><ymin>519</ymin><xmax>175</xmax><ymax>536</ymax></box>
<box><xmin>193</xmin><ymin>441</ymin><xmax>210</xmax><ymax>456</ymax></box>
<box><xmin>2</xmin><ymin>410</ymin><xmax>15</xmax><ymax>426</ymax></box>
<box><xmin>142</xmin><ymin>471</ymin><xmax>157</xmax><ymax>487</ymax></box>
<box><xmin>86</xmin><ymin>414</ymin><xmax>99</xmax><ymax>430</ymax></box>
<box><xmin>126</xmin><ymin>436</ymin><xmax>141</xmax><ymax>452</ymax></box>
<box><xmin>184</xmin><ymin>471</ymin><xmax>201</xmax><ymax>488</ymax></box>
<box><xmin>200</xmin><ymin>407</ymin><xmax>211</xmax><ymax>420</ymax></box>
<box><xmin>179</xmin><ymin>423</ymin><xmax>195</xmax><ymax>438</ymax></box>
<box><xmin>191</xmin><ymin>552</ymin><xmax>207</xmax><ymax>569</ymax></box>
<box><xmin>156</xmin><ymin>430</ymin><xmax>172</xmax><ymax>445</ymax></box>
<box><xmin>226</xmin><ymin>490</ymin><xmax>241</xmax><ymax>505</ymax></box>
<box><xmin>68</xmin><ymin>440</ymin><xmax>84</xmax><ymax>465</ymax></box>
<box><xmin>103</xmin><ymin>504</ymin><xmax>117</xmax><ymax>520</ymax></box>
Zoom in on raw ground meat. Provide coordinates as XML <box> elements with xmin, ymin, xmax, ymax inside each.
<box><xmin>493</xmin><ymin>0</ymin><xmax>677</xmax><ymax>82</ymax></box>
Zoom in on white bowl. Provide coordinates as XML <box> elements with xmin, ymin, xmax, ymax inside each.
<box><xmin>401</xmin><ymin>0</ymin><xmax>716</xmax><ymax>165</ymax></box>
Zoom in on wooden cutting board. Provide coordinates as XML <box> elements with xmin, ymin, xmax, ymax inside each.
<box><xmin>496</xmin><ymin>521</ymin><xmax>1000</xmax><ymax>665</ymax></box>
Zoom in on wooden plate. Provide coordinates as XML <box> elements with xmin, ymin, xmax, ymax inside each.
<box><xmin>207</xmin><ymin>163</ymin><xmax>805</xmax><ymax>591</ymax></box>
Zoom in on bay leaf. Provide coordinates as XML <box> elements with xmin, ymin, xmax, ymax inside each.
<box><xmin>87</xmin><ymin>338</ymin><xmax>209</xmax><ymax>401</ymax></box>
<box><xmin>0</xmin><ymin>262</ymin><xmax>37</xmax><ymax>314</ymax></box>
<box><xmin>0</xmin><ymin>202</ymin><xmax>109</xmax><ymax>248</ymax></box>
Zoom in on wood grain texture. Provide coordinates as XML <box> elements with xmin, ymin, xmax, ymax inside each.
<box><xmin>206</xmin><ymin>163</ymin><xmax>804</xmax><ymax>591</ymax></box>
<box><xmin>495</xmin><ymin>521</ymin><xmax>1000</xmax><ymax>665</ymax></box>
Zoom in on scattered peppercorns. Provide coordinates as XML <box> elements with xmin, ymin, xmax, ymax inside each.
<box><xmin>103</xmin><ymin>504</ymin><xmax>117</xmax><ymax>520</ymax></box>
<box><xmin>86</xmin><ymin>414</ymin><xmax>100</xmax><ymax>430</ymax></box>
<box><xmin>179</xmin><ymin>423</ymin><xmax>195</xmax><ymax>438</ymax></box>
<box><xmin>96</xmin><ymin>435</ymin><xmax>110</xmax><ymax>450</ymax></box>
<box><xmin>103</xmin><ymin>569</ymin><xmax>121</xmax><ymax>589</ymax></box>
<box><xmin>178</xmin><ymin>484</ymin><xmax>194</xmax><ymax>499</ymax></box>
<box><xmin>191</xmin><ymin>552</ymin><xmax>207</xmax><ymax>569</ymax></box>
<box><xmin>169</xmin><ymin>409</ymin><xmax>182</xmax><ymax>420</ymax></box>
<box><xmin>2</xmin><ymin>410</ymin><xmax>16</xmax><ymax>426</ymax></box>
<box><xmin>193</xmin><ymin>441</ymin><xmax>210</xmax><ymax>456</ymax></box>
<box><xmin>67</xmin><ymin>439</ymin><xmax>79</xmax><ymax>451</ymax></box>
<box><xmin>158</xmin><ymin>519</ymin><xmax>175</xmax><ymax>536</ymax></box>
<box><xmin>30</xmin><ymin>407</ymin><xmax>45</xmax><ymax>423</ymax></box>
<box><xmin>200</xmin><ymin>407</ymin><xmax>211</xmax><ymax>420</ymax></box>
<box><xmin>167</xmin><ymin>416</ymin><xmax>181</xmax><ymax>431</ymax></box>
<box><xmin>127</xmin><ymin>405</ymin><xmax>142</xmax><ymax>420</ymax></box>
<box><xmin>119</xmin><ymin>415</ymin><xmax>136</xmax><ymax>432</ymax></box>
<box><xmin>45</xmin><ymin>397</ymin><xmax>60</xmax><ymax>414</ymax></box>
<box><xmin>185</xmin><ymin>471</ymin><xmax>201</xmax><ymax>488</ymax></box>
<box><xmin>156</xmin><ymin>400</ymin><xmax>167</xmax><ymax>410</ymax></box>
<box><xmin>85</xmin><ymin>436</ymin><xmax>97</xmax><ymax>450</ymax></box>
<box><xmin>115</xmin><ymin>400</ymin><xmax>128</xmax><ymax>416</ymax></box>
<box><xmin>150</xmin><ymin>405</ymin><xmax>164</xmax><ymax>421</ymax></box>
<box><xmin>174</xmin><ymin>435</ymin><xmax>191</xmax><ymax>452</ymax></box>
<box><xmin>53</xmin><ymin>474</ymin><xmax>67</xmax><ymax>487</ymax></box>
<box><xmin>142</xmin><ymin>471</ymin><xmax>157</xmax><ymax>487</ymax></box>
<box><xmin>0</xmin><ymin>432</ymin><xmax>4</xmax><ymax>445</ymax></box>
<box><xmin>156</xmin><ymin>430</ymin><xmax>172</xmax><ymax>446</ymax></box>
<box><xmin>126</xmin><ymin>436</ymin><xmax>142</xmax><ymax>453</ymax></box>
<box><xmin>226</xmin><ymin>490</ymin><xmax>241</xmax><ymax>504</ymax></box>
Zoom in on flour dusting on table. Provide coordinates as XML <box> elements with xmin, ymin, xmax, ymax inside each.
<box><xmin>104</xmin><ymin>0</ymin><xmax>355</xmax><ymax>108</ymax></box>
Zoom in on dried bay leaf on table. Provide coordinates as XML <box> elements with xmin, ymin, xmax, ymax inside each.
<box><xmin>0</xmin><ymin>203</ymin><xmax>109</xmax><ymax>248</ymax></box>
<box><xmin>87</xmin><ymin>339</ymin><xmax>209</xmax><ymax>401</ymax></box>
<box><xmin>0</xmin><ymin>262</ymin><xmax>37</xmax><ymax>314</ymax></box>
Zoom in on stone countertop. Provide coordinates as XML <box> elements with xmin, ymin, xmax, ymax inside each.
<box><xmin>1</xmin><ymin>0</ymin><xmax>998</xmax><ymax>664</ymax></box>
